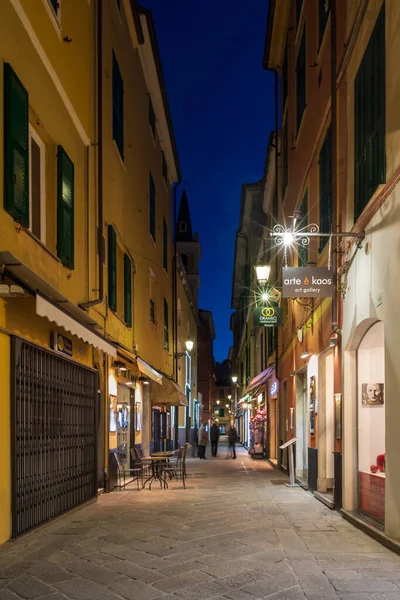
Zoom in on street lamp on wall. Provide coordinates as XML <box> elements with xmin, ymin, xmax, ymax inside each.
<box><xmin>231</xmin><ymin>375</ymin><xmax>238</xmax><ymax>384</ymax></box>
<box><xmin>255</xmin><ymin>263</ymin><xmax>271</xmax><ymax>285</ymax></box>
<box><xmin>176</xmin><ymin>339</ymin><xmax>194</xmax><ymax>359</ymax></box>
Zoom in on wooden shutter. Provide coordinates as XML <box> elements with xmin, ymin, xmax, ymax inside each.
<box><xmin>354</xmin><ymin>5</ymin><xmax>385</xmax><ymax>220</ymax></box>
<box><xmin>57</xmin><ymin>146</ymin><xmax>74</xmax><ymax>269</ymax></box>
<box><xmin>4</xmin><ymin>64</ymin><xmax>29</xmax><ymax>227</ymax></box>
<box><xmin>124</xmin><ymin>253</ymin><xmax>132</xmax><ymax>327</ymax></box>
<box><xmin>319</xmin><ymin>128</ymin><xmax>331</xmax><ymax>251</ymax></box>
<box><xmin>150</xmin><ymin>173</ymin><xmax>156</xmax><ymax>240</ymax></box>
<box><xmin>108</xmin><ymin>225</ymin><xmax>117</xmax><ymax>312</ymax></box>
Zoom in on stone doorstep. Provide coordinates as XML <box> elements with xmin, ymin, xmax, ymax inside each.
<box><xmin>314</xmin><ymin>491</ymin><xmax>335</xmax><ymax>510</ymax></box>
<box><xmin>341</xmin><ymin>509</ymin><xmax>400</xmax><ymax>556</ymax></box>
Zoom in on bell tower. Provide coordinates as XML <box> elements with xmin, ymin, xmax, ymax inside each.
<box><xmin>176</xmin><ymin>190</ymin><xmax>201</xmax><ymax>309</ymax></box>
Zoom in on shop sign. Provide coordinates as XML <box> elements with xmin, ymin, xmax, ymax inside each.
<box><xmin>52</xmin><ymin>332</ymin><xmax>73</xmax><ymax>357</ymax></box>
<box><xmin>270</xmin><ymin>380</ymin><xmax>278</xmax><ymax>397</ymax></box>
<box><xmin>253</xmin><ymin>306</ymin><xmax>283</xmax><ymax>327</ymax></box>
<box><xmin>282</xmin><ymin>267</ymin><xmax>334</xmax><ymax>298</ymax></box>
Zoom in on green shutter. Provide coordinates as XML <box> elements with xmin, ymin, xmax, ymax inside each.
<box><xmin>124</xmin><ymin>253</ymin><xmax>132</xmax><ymax>327</ymax></box>
<box><xmin>4</xmin><ymin>64</ymin><xmax>29</xmax><ymax>227</ymax></box>
<box><xmin>108</xmin><ymin>225</ymin><xmax>117</xmax><ymax>312</ymax></box>
<box><xmin>354</xmin><ymin>4</ymin><xmax>385</xmax><ymax>220</ymax></box>
<box><xmin>163</xmin><ymin>298</ymin><xmax>169</xmax><ymax>350</ymax></box>
<box><xmin>319</xmin><ymin>128</ymin><xmax>331</xmax><ymax>251</ymax></box>
<box><xmin>57</xmin><ymin>146</ymin><xmax>74</xmax><ymax>269</ymax></box>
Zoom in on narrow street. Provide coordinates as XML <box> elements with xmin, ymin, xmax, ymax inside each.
<box><xmin>1</xmin><ymin>447</ymin><xmax>399</xmax><ymax>600</ymax></box>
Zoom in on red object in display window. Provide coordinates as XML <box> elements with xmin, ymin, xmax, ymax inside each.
<box><xmin>370</xmin><ymin>453</ymin><xmax>385</xmax><ymax>474</ymax></box>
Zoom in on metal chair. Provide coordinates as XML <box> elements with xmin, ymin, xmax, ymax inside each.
<box><xmin>112</xmin><ymin>451</ymin><xmax>142</xmax><ymax>491</ymax></box>
<box><xmin>131</xmin><ymin>446</ymin><xmax>150</xmax><ymax>478</ymax></box>
<box><xmin>166</xmin><ymin>445</ymin><xmax>187</xmax><ymax>488</ymax></box>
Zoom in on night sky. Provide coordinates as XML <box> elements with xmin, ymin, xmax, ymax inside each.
<box><xmin>144</xmin><ymin>0</ymin><xmax>275</xmax><ymax>361</ymax></box>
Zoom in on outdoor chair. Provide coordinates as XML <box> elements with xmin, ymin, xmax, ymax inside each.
<box><xmin>112</xmin><ymin>451</ymin><xmax>143</xmax><ymax>491</ymax></box>
<box><xmin>135</xmin><ymin>444</ymin><xmax>145</xmax><ymax>459</ymax></box>
<box><xmin>131</xmin><ymin>446</ymin><xmax>150</xmax><ymax>478</ymax></box>
<box><xmin>165</xmin><ymin>445</ymin><xmax>187</xmax><ymax>488</ymax></box>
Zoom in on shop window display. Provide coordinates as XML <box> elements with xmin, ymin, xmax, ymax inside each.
<box><xmin>249</xmin><ymin>408</ymin><xmax>266</xmax><ymax>458</ymax></box>
<box><xmin>357</xmin><ymin>321</ymin><xmax>385</xmax><ymax>523</ymax></box>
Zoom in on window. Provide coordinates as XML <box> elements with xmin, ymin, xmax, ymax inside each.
<box><xmin>149</xmin><ymin>97</ymin><xmax>156</xmax><ymax>138</ymax></box>
<box><xmin>57</xmin><ymin>146</ymin><xmax>74</xmax><ymax>269</ymax></box>
<box><xmin>163</xmin><ymin>218</ymin><xmax>168</xmax><ymax>272</ymax></box>
<box><xmin>219</xmin><ymin>389</ymin><xmax>224</xmax><ymax>399</ymax></box>
<box><xmin>162</xmin><ymin>152</ymin><xmax>168</xmax><ymax>185</ymax></box>
<box><xmin>181</xmin><ymin>253</ymin><xmax>188</xmax><ymax>270</ymax></box>
<box><xmin>354</xmin><ymin>5</ymin><xmax>385</xmax><ymax>221</ymax></box>
<box><xmin>245</xmin><ymin>343</ymin><xmax>250</xmax><ymax>381</ymax></box>
<box><xmin>282</xmin><ymin>48</ymin><xmax>288</xmax><ymax>111</ymax></box>
<box><xmin>179</xmin><ymin>221</ymin><xmax>187</xmax><ymax>233</ymax></box>
<box><xmin>219</xmin><ymin>408</ymin><xmax>225</xmax><ymax>418</ymax></box>
<box><xmin>112</xmin><ymin>52</ymin><xmax>124</xmax><ymax>160</ymax></box>
<box><xmin>163</xmin><ymin>298</ymin><xmax>169</xmax><ymax>350</ymax></box>
<box><xmin>296</xmin><ymin>27</ymin><xmax>306</xmax><ymax>133</ymax></box>
<box><xmin>150</xmin><ymin>270</ymin><xmax>156</xmax><ymax>324</ymax></box>
<box><xmin>298</xmin><ymin>190</ymin><xmax>308</xmax><ymax>266</ymax></box>
<box><xmin>240</xmin><ymin>361</ymin><xmax>244</xmax><ymax>385</ymax></box>
<box><xmin>108</xmin><ymin>225</ymin><xmax>117</xmax><ymax>312</ymax></box>
<box><xmin>29</xmin><ymin>128</ymin><xmax>46</xmax><ymax>242</ymax></box>
<box><xmin>150</xmin><ymin>173</ymin><xmax>156</xmax><ymax>240</ymax></box>
<box><xmin>282</xmin><ymin>118</ymin><xmax>288</xmax><ymax>198</ymax></box>
<box><xmin>319</xmin><ymin>0</ymin><xmax>330</xmax><ymax>48</ymax></box>
<box><xmin>150</xmin><ymin>299</ymin><xmax>155</xmax><ymax>324</ymax></box>
<box><xmin>319</xmin><ymin>127</ymin><xmax>331</xmax><ymax>251</ymax></box>
<box><xmin>4</xmin><ymin>64</ymin><xmax>29</xmax><ymax>227</ymax></box>
<box><xmin>124</xmin><ymin>253</ymin><xmax>132</xmax><ymax>327</ymax></box>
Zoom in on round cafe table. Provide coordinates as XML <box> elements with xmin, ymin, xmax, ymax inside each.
<box><xmin>142</xmin><ymin>456</ymin><xmax>170</xmax><ymax>489</ymax></box>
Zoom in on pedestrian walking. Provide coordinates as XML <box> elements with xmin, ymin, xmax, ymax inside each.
<box><xmin>228</xmin><ymin>424</ymin><xmax>238</xmax><ymax>459</ymax></box>
<box><xmin>198</xmin><ymin>422</ymin><xmax>208</xmax><ymax>459</ymax></box>
<box><xmin>210</xmin><ymin>421</ymin><xmax>220</xmax><ymax>457</ymax></box>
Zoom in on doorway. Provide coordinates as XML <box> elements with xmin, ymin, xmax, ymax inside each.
<box><xmin>269</xmin><ymin>396</ymin><xmax>278</xmax><ymax>463</ymax></box>
<box><xmin>295</xmin><ymin>371</ymin><xmax>308</xmax><ymax>484</ymax></box>
<box><xmin>317</xmin><ymin>351</ymin><xmax>334</xmax><ymax>492</ymax></box>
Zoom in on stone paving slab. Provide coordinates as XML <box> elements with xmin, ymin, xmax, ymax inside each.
<box><xmin>0</xmin><ymin>447</ymin><xmax>400</xmax><ymax>600</ymax></box>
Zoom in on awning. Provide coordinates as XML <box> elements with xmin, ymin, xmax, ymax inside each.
<box><xmin>245</xmin><ymin>366</ymin><xmax>275</xmax><ymax>394</ymax></box>
<box><xmin>137</xmin><ymin>357</ymin><xmax>163</xmax><ymax>384</ymax></box>
<box><xmin>36</xmin><ymin>295</ymin><xmax>117</xmax><ymax>356</ymax></box>
<box><xmin>149</xmin><ymin>377</ymin><xmax>188</xmax><ymax>406</ymax></box>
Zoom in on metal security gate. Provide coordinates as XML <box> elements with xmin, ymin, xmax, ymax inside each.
<box><xmin>11</xmin><ymin>337</ymin><xmax>97</xmax><ymax>538</ymax></box>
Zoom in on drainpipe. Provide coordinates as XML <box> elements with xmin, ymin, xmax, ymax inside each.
<box><xmin>81</xmin><ymin>0</ymin><xmax>104</xmax><ymax>310</ymax></box>
<box><xmin>331</xmin><ymin>0</ymin><xmax>338</xmax><ymax>331</ymax></box>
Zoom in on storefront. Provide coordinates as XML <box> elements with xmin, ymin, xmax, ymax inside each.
<box><xmin>356</xmin><ymin>321</ymin><xmax>385</xmax><ymax>523</ymax></box>
<box><xmin>1</xmin><ymin>293</ymin><xmax>116</xmax><ymax>540</ymax></box>
<box><xmin>149</xmin><ymin>377</ymin><xmax>188</xmax><ymax>452</ymax></box>
<box><xmin>268</xmin><ymin>374</ymin><xmax>279</xmax><ymax>464</ymax></box>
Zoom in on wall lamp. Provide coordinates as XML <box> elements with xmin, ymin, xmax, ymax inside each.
<box><xmin>138</xmin><ymin>376</ymin><xmax>149</xmax><ymax>385</ymax></box>
<box><xmin>300</xmin><ymin>350</ymin><xmax>313</xmax><ymax>359</ymax></box>
<box><xmin>227</xmin><ymin>394</ymin><xmax>232</xmax><ymax>400</ymax></box>
<box><xmin>176</xmin><ymin>339</ymin><xmax>194</xmax><ymax>359</ymax></box>
<box><xmin>255</xmin><ymin>263</ymin><xmax>271</xmax><ymax>285</ymax></box>
<box><xmin>231</xmin><ymin>375</ymin><xmax>238</xmax><ymax>384</ymax></box>
<box><xmin>113</xmin><ymin>360</ymin><xmax>127</xmax><ymax>371</ymax></box>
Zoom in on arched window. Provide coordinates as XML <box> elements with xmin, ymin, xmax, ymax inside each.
<box><xmin>179</xmin><ymin>221</ymin><xmax>187</xmax><ymax>233</ymax></box>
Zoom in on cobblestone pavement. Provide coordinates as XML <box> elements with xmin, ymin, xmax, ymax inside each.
<box><xmin>1</xmin><ymin>446</ymin><xmax>400</xmax><ymax>600</ymax></box>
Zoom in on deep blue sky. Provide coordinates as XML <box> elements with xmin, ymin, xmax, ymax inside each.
<box><xmin>144</xmin><ymin>0</ymin><xmax>275</xmax><ymax>361</ymax></box>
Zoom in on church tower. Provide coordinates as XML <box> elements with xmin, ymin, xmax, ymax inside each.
<box><xmin>176</xmin><ymin>190</ymin><xmax>201</xmax><ymax>309</ymax></box>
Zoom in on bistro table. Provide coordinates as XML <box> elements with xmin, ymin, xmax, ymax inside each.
<box><xmin>142</xmin><ymin>456</ymin><xmax>171</xmax><ymax>489</ymax></box>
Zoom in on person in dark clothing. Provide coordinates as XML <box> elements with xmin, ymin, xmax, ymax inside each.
<box><xmin>228</xmin><ymin>425</ymin><xmax>238</xmax><ymax>459</ymax></box>
<box><xmin>210</xmin><ymin>422</ymin><xmax>220</xmax><ymax>457</ymax></box>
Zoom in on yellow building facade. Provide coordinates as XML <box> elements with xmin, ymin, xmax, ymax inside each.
<box><xmin>0</xmin><ymin>0</ymin><xmax>188</xmax><ymax>544</ymax></box>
